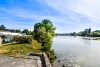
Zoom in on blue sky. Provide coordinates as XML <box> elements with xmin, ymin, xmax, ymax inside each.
<box><xmin>0</xmin><ymin>0</ymin><xmax>100</xmax><ymax>33</ymax></box>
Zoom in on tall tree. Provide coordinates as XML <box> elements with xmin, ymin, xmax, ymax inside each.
<box><xmin>34</xmin><ymin>19</ymin><xmax>56</xmax><ymax>63</ymax></box>
<box><xmin>34</xmin><ymin>19</ymin><xmax>56</xmax><ymax>51</ymax></box>
<box><xmin>0</xmin><ymin>25</ymin><xmax>6</xmax><ymax>30</ymax></box>
<box><xmin>22</xmin><ymin>29</ymin><xmax>29</xmax><ymax>35</ymax></box>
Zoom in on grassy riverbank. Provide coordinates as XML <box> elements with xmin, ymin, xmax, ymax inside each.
<box><xmin>0</xmin><ymin>39</ymin><xmax>56</xmax><ymax>63</ymax></box>
<box><xmin>0</xmin><ymin>40</ymin><xmax>42</xmax><ymax>57</ymax></box>
<box><xmin>0</xmin><ymin>19</ymin><xmax>56</xmax><ymax>63</ymax></box>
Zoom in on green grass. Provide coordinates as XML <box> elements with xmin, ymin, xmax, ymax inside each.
<box><xmin>0</xmin><ymin>39</ymin><xmax>42</xmax><ymax>57</ymax></box>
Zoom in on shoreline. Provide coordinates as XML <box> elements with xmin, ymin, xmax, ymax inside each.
<box><xmin>81</xmin><ymin>37</ymin><xmax>100</xmax><ymax>40</ymax></box>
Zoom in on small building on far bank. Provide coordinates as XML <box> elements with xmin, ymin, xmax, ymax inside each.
<box><xmin>0</xmin><ymin>31</ymin><xmax>26</xmax><ymax>45</ymax></box>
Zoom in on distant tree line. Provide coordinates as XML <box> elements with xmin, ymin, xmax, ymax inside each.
<box><xmin>77</xmin><ymin>28</ymin><xmax>91</xmax><ymax>36</ymax></box>
<box><xmin>0</xmin><ymin>24</ymin><xmax>34</xmax><ymax>35</ymax></box>
<box><xmin>71</xmin><ymin>28</ymin><xmax>100</xmax><ymax>37</ymax></box>
<box><xmin>56</xmin><ymin>28</ymin><xmax>100</xmax><ymax>37</ymax></box>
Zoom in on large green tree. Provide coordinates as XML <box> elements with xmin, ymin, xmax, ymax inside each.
<box><xmin>34</xmin><ymin>19</ymin><xmax>56</xmax><ymax>51</ymax></box>
<box><xmin>34</xmin><ymin>19</ymin><xmax>56</xmax><ymax>63</ymax></box>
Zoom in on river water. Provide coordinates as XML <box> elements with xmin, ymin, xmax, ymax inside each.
<box><xmin>52</xmin><ymin>36</ymin><xmax>100</xmax><ymax>67</ymax></box>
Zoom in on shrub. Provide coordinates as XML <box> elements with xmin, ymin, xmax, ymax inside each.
<box><xmin>46</xmin><ymin>49</ymin><xmax>56</xmax><ymax>63</ymax></box>
<box><xmin>13</xmin><ymin>36</ymin><xmax>33</xmax><ymax>44</ymax></box>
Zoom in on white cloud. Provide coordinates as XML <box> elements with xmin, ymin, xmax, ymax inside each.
<box><xmin>45</xmin><ymin>0</ymin><xmax>100</xmax><ymax>21</ymax></box>
<box><xmin>70</xmin><ymin>0</ymin><xmax>100</xmax><ymax>20</ymax></box>
<box><xmin>44</xmin><ymin>0</ymin><xmax>100</xmax><ymax>32</ymax></box>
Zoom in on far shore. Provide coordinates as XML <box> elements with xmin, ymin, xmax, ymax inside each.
<box><xmin>56</xmin><ymin>35</ymin><xmax>100</xmax><ymax>40</ymax></box>
<box><xmin>81</xmin><ymin>37</ymin><xmax>100</xmax><ymax>40</ymax></box>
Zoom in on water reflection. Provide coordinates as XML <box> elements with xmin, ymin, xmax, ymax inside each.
<box><xmin>79</xmin><ymin>37</ymin><xmax>91</xmax><ymax>46</ymax></box>
<box><xmin>52</xmin><ymin>36</ymin><xmax>100</xmax><ymax>67</ymax></box>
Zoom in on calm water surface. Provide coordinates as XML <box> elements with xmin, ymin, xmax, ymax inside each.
<box><xmin>52</xmin><ymin>36</ymin><xmax>100</xmax><ymax>67</ymax></box>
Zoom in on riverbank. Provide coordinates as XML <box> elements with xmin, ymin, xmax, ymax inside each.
<box><xmin>0</xmin><ymin>42</ymin><xmax>52</xmax><ymax>67</ymax></box>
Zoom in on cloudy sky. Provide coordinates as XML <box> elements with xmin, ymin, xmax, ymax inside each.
<box><xmin>0</xmin><ymin>0</ymin><xmax>100</xmax><ymax>33</ymax></box>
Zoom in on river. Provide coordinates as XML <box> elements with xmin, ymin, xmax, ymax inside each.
<box><xmin>52</xmin><ymin>36</ymin><xmax>100</xmax><ymax>67</ymax></box>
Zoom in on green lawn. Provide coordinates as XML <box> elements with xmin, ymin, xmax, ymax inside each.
<box><xmin>0</xmin><ymin>40</ymin><xmax>42</xmax><ymax>57</ymax></box>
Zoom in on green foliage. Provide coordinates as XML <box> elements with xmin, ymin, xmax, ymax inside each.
<box><xmin>0</xmin><ymin>25</ymin><xmax>6</xmax><ymax>30</ymax></box>
<box><xmin>22</xmin><ymin>29</ymin><xmax>34</xmax><ymax>35</ymax></box>
<box><xmin>89</xmin><ymin>31</ymin><xmax>100</xmax><ymax>37</ymax></box>
<box><xmin>34</xmin><ymin>19</ymin><xmax>56</xmax><ymax>38</ymax></box>
<box><xmin>40</xmin><ymin>44</ymin><xmax>51</xmax><ymax>52</ymax></box>
<box><xmin>71</xmin><ymin>32</ymin><xmax>77</xmax><ymax>36</ymax></box>
<box><xmin>0</xmin><ymin>44</ymin><xmax>39</xmax><ymax>57</ymax></box>
<box><xmin>28</xmin><ymin>31</ymin><xmax>34</xmax><ymax>35</ymax></box>
<box><xmin>31</xmin><ymin>39</ymin><xmax>42</xmax><ymax>51</ymax></box>
<box><xmin>0</xmin><ymin>39</ymin><xmax>42</xmax><ymax>57</ymax></box>
<box><xmin>0</xmin><ymin>25</ymin><xmax>34</xmax><ymax>35</ymax></box>
<box><xmin>4</xmin><ymin>44</ymin><xmax>34</xmax><ymax>57</ymax></box>
<box><xmin>77</xmin><ymin>28</ymin><xmax>100</xmax><ymax>37</ymax></box>
<box><xmin>22</xmin><ymin>29</ymin><xmax>29</xmax><ymax>35</ymax></box>
<box><xmin>94</xmin><ymin>30</ymin><xmax>100</xmax><ymax>33</ymax></box>
<box><xmin>14</xmin><ymin>29</ymin><xmax>21</xmax><ymax>33</ymax></box>
<box><xmin>34</xmin><ymin>19</ymin><xmax>56</xmax><ymax>50</ymax></box>
<box><xmin>46</xmin><ymin>49</ymin><xmax>56</xmax><ymax>63</ymax></box>
<box><xmin>13</xmin><ymin>36</ymin><xmax>33</xmax><ymax>44</ymax></box>
<box><xmin>78</xmin><ymin>28</ymin><xmax>91</xmax><ymax>36</ymax></box>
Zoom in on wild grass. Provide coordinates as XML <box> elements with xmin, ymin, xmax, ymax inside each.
<box><xmin>0</xmin><ymin>39</ymin><xmax>42</xmax><ymax>57</ymax></box>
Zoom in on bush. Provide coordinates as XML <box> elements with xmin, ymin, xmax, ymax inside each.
<box><xmin>13</xmin><ymin>36</ymin><xmax>33</xmax><ymax>44</ymax></box>
<box><xmin>46</xmin><ymin>49</ymin><xmax>56</xmax><ymax>63</ymax></box>
<box><xmin>40</xmin><ymin>44</ymin><xmax>51</xmax><ymax>52</ymax></box>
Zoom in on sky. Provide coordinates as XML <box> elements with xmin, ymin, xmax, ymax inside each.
<box><xmin>0</xmin><ymin>0</ymin><xmax>100</xmax><ymax>33</ymax></box>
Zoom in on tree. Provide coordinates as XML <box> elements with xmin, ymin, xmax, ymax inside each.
<box><xmin>83</xmin><ymin>28</ymin><xmax>91</xmax><ymax>36</ymax></box>
<box><xmin>0</xmin><ymin>25</ymin><xmax>6</xmax><ymax>30</ymax></box>
<box><xmin>71</xmin><ymin>32</ymin><xmax>77</xmax><ymax>36</ymax></box>
<box><xmin>88</xmin><ymin>28</ymin><xmax>91</xmax><ymax>34</ymax></box>
<box><xmin>34</xmin><ymin>19</ymin><xmax>56</xmax><ymax>40</ymax></box>
<box><xmin>15</xmin><ymin>29</ymin><xmax>21</xmax><ymax>33</ymax></box>
<box><xmin>34</xmin><ymin>19</ymin><xmax>56</xmax><ymax>63</ymax></box>
<box><xmin>22</xmin><ymin>29</ymin><xmax>29</xmax><ymax>35</ymax></box>
<box><xmin>94</xmin><ymin>30</ymin><xmax>100</xmax><ymax>33</ymax></box>
<box><xmin>89</xmin><ymin>31</ymin><xmax>100</xmax><ymax>37</ymax></box>
<box><xmin>78</xmin><ymin>28</ymin><xmax>91</xmax><ymax>36</ymax></box>
<box><xmin>34</xmin><ymin>19</ymin><xmax>56</xmax><ymax>51</ymax></box>
<box><xmin>34</xmin><ymin>19</ymin><xmax>56</xmax><ymax>44</ymax></box>
<box><xmin>28</xmin><ymin>31</ymin><xmax>34</xmax><ymax>35</ymax></box>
